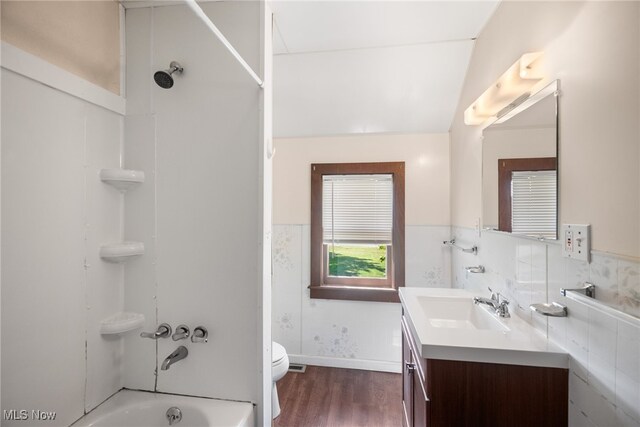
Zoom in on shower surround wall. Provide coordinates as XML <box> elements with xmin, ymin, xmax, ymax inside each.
<box><xmin>122</xmin><ymin>1</ymin><xmax>270</xmax><ymax>419</ymax></box>
<box><xmin>2</xmin><ymin>4</ymin><xmax>126</xmax><ymax>425</ymax></box>
<box><xmin>449</xmin><ymin>2</ymin><xmax>640</xmax><ymax>426</ymax></box>
<box><xmin>1</xmin><ymin>59</ymin><xmax>125</xmax><ymax>425</ymax></box>
<box><xmin>272</xmin><ymin>133</ymin><xmax>451</xmax><ymax>371</ymax></box>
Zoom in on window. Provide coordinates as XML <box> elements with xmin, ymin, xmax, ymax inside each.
<box><xmin>310</xmin><ymin>162</ymin><xmax>405</xmax><ymax>302</ymax></box>
<box><xmin>498</xmin><ymin>157</ymin><xmax>557</xmax><ymax>237</ymax></box>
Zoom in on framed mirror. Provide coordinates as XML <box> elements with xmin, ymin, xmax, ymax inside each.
<box><xmin>482</xmin><ymin>80</ymin><xmax>559</xmax><ymax>239</ymax></box>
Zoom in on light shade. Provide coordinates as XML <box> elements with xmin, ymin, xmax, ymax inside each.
<box><xmin>464</xmin><ymin>52</ymin><xmax>544</xmax><ymax>126</ymax></box>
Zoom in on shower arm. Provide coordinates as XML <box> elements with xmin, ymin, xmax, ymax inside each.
<box><xmin>183</xmin><ymin>0</ymin><xmax>264</xmax><ymax>88</ymax></box>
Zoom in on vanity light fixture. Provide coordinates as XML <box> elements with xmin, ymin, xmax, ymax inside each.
<box><xmin>464</xmin><ymin>52</ymin><xmax>544</xmax><ymax>126</ymax></box>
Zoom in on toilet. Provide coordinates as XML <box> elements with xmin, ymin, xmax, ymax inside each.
<box><xmin>272</xmin><ymin>341</ymin><xmax>289</xmax><ymax>418</ymax></box>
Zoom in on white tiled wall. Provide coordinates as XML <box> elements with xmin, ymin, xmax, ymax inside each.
<box><xmin>1</xmin><ymin>69</ymin><xmax>124</xmax><ymax>425</ymax></box>
<box><xmin>452</xmin><ymin>226</ymin><xmax>640</xmax><ymax>427</ymax></box>
<box><xmin>272</xmin><ymin>224</ymin><xmax>451</xmax><ymax>370</ymax></box>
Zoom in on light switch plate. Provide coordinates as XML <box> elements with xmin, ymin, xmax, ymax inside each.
<box><xmin>561</xmin><ymin>224</ymin><xmax>590</xmax><ymax>262</ymax></box>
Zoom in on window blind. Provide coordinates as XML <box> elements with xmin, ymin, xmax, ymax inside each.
<box><xmin>322</xmin><ymin>174</ymin><xmax>393</xmax><ymax>244</ymax></box>
<box><xmin>511</xmin><ymin>170</ymin><xmax>557</xmax><ymax>238</ymax></box>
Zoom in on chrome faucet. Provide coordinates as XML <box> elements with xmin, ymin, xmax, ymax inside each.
<box><xmin>473</xmin><ymin>287</ymin><xmax>510</xmax><ymax>318</ymax></box>
<box><xmin>473</xmin><ymin>287</ymin><xmax>499</xmax><ymax>308</ymax></box>
<box><xmin>161</xmin><ymin>346</ymin><xmax>188</xmax><ymax>370</ymax></box>
<box><xmin>473</xmin><ymin>295</ymin><xmax>498</xmax><ymax>308</ymax></box>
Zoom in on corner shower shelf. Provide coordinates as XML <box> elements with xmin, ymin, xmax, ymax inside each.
<box><xmin>100</xmin><ymin>169</ymin><xmax>145</xmax><ymax>192</ymax></box>
<box><xmin>100</xmin><ymin>312</ymin><xmax>145</xmax><ymax>335</ymax></box>
<box><xmin>100</xmin><ymin>241</ymin><xmax>145</xmax><ymax>263</ymax></box>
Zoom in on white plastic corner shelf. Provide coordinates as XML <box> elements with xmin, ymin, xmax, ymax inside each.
<box><xmin>100</xmin><ymin>241</ymin><xmax>145</xmax><ymax>263</ymax></box>
<box><xmin>100</xmin><ymin>312</ymin><xmax>145</xmax><ymax>335</ymax></box>
<box><xmin>100</xmin><ymin>169</ymin><xmax>145</xmax><ymax>192</ymax></box>
<box><xmin>98</xmin><ymin>168</ymin><xmax>146</xmax><ymax>335</ymax></box>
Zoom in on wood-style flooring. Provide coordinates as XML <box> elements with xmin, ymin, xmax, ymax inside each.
<box><xmin>273</xmin><ymin>366</ymin><xmax>402</xmax><ymax>427</ymax></box>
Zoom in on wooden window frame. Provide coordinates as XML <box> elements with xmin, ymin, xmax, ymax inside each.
<box><xmin>309</xmin><ymin>162</ymin><xmax>405</xmax><ymax>303</ymax></box>
<box><xmin>498</xmin><ymin>157</ymin><xmax>557</xmax><ymax>233</ymax></box>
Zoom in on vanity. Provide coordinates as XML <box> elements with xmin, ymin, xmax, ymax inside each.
<box><xmin>399</xmin><ymin>288</ymin><xmax>569</xmax><ymax>427</ymax></box>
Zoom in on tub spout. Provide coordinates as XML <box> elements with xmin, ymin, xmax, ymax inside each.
<box><xmin>162</xmin><ymin>346</ymin><xmax>188</xmax><ymax>370</ymax></box>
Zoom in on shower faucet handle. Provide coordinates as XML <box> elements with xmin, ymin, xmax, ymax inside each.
<box><xmin>141</xmin><ymin>323</ymin><xmax>172</xmax><ymax>339</ymax></box>
<box><xmin>191</xmin><ymin>326</ymin><xmax>208</xmax><ymax>343</ymax></box>
<box><xmin>172</xmin><ymin>325</ymin><xmax>190</xmax><ymax>341</ymax></box>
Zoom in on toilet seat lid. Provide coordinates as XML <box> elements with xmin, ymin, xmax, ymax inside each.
<box><xmin>272</xmin><ymin>342</ymin><xmax>286</xmax><ymax>363</ymax></box>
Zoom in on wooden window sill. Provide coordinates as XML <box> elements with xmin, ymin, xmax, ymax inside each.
<box><xmin>309</xmin><ymin>285</ymin><xmax>400</xmax><ymax>303</ymax></box>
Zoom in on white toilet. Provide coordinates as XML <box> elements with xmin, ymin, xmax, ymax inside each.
<box><xmin>272</xmin><ymin>341</ymin><xmax>289</xmax><ymax>419</ymax></box>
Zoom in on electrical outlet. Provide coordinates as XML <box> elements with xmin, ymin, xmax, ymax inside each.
<box><xmin>561</xmin><ymin>224</ymin><xmax>590</xmax><ymax>262</ymax></box>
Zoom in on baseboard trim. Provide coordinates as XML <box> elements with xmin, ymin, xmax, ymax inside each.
<box><xmin>288</xmin><ymin>354</ymin><xmax>401</xmax><ymax>374</ymax></box>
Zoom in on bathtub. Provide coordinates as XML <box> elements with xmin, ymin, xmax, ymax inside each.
<box><xmin>72</xmin><ymin>389</ymin><xmax>255</xmax><ymax>427</ymax></box>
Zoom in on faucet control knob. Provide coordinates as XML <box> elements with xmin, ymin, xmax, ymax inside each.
<box><xmin>172</xmin><ymin>325</ymin><xmax>190</xmax><ymax>341</ymax></box>
<box><xmin>191</xmin><ymin>326</ymin><xmax>208</xmax><ymax>343</ymax></box>
<box><xmin>140</xmin><ymin>323</ymin><xmax>172</xmax><ymax>339</ymax></box>
<box><xmin>496</xmin><ymin>292</ymin><xmax>509</xmax><ymax>304</ymax></box>
<box><xmin>495</xmin><ymin>296</ymin><xmax>511</xmax><ymax>318</ymax></box>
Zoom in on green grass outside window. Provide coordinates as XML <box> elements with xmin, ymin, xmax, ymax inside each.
<box><xmin>328</xmin><ymin>244</ymin><xmax>387</xmax><ymax>278</ymax></box>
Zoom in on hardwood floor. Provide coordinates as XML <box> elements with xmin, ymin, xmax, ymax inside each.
<box><xmin>273</xmin><ymin>366</ymin><xmax>403</xmax><ymax>427</ymax></box>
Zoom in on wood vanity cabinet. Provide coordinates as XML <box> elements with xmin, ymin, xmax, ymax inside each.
<box><xmin>401</xmin><ymin>314</ymin><xmax>568</xmax><ymax>427</ymax></box>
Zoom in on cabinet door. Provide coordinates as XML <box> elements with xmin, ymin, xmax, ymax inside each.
<box><xmin>402</xmin><ymin>325</ymin><xmax>414</xmax><ymax>427</ymax></box>
<box><xmin>413</xmin><ymin>367</ymin><xmax>428</xmax><ymax>427</ymax></box>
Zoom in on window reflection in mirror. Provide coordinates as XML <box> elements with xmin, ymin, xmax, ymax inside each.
<box><xmin>482</xmin><ymin>81</ymin><xmax>558</xmax><ymax>239</ymax></box>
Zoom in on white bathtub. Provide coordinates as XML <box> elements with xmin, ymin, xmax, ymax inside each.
<box><xmin>72</xmin><ymin>389</ymin><xmax>254</xmax><ymax>427</ymax></box>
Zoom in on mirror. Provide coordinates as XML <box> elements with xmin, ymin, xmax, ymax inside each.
<box><xmin>482</xmin><ymin>81</ymin><xmax>558</xmax><ymax>239</ymax></box>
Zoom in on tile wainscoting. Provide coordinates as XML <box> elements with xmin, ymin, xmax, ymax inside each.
<box><xmin>451</xmin><ymin>227</ymin><xmax>640</xmax><ymax>427</ymax></box>
<box><xmin>272</xmin><ymin>224</ymin><xmax>452</xmax><ymax>372</ymax></box>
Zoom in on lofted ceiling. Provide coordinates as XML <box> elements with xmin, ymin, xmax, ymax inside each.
<box><xmin>272</xmin><ymin>1</ymin><xmax>500</xmax><ymax>138</ymax></box>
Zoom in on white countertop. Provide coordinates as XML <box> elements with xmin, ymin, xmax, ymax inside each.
<box><xmin>399</xmin><ymin>287</ymin><xmax>568</xmax><ymax>369</ymax></box>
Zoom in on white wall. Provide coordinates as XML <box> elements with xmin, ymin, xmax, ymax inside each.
<box><xmin>123</xmin><ymin>2</ymin><xmax>269</xmax><ymax>419</ymax></box>
<box><xmin>272</xmin><ymin>133</ymin><xmax>451</xmax><ymax>371</ymax></box>
<box><xmin>449</xmin><ymin>2</ymin><xmax>640</xmax><ymax>426</ymax></box>
<box><xmin>0</xmin><ymin>1</ymin><xmax>122</xmax><ymax>94</ymax></box>
<box><xmin>1</xmin><ymin>58</ymin><xmax>124</xmax><ymax>425</ymax></box>
<box><xmin>274</xmin><ymin>133</ymin><xmax>450</xmax><ymax>226</ymax></box>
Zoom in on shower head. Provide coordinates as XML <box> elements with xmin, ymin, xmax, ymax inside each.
<box><xmin>154</xmin><ymin>61</ymin><xmax>183</xmax><ymax>89</ymax></box>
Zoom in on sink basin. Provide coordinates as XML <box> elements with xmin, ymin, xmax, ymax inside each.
<box><xmin>399</xmin><ymin>288</ymin><xmax>569</xmax><ymax>368</ymax></box>
<box><xmin>417</xmin><ymin>296</ymin><xmax>509</xmax><ymax>332</ymax></box>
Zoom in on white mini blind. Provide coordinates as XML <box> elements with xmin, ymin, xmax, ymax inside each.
<box><xmin>323</xmin><ymin>174</ymin><xmax>393</xmax><ymax>244</ymax></box>
<box><xmin>511</xmin><ymin>170</ymin><xmax>557</xmax><ymax>238</ymax></box>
